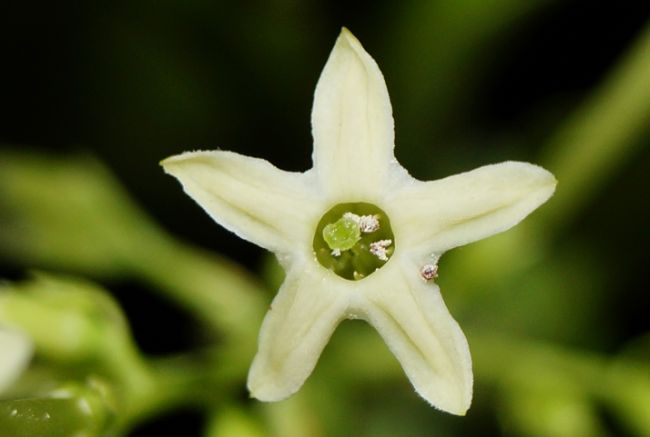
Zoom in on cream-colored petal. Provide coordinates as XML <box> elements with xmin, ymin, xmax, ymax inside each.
<box><xmin>387</xmin><ymin>161</ymin><xmax>556</xmax><ymax>256</ymax></box>
<box><xmin>247</xmin><ymin>261</ymin><xmax>349</xmax><ymax>401</ymax></box>
<box><xmin>162</xmin><ymin>151</ymin><xmax>322</xmax><ymax>253</ymax></box>
<box><xmin>0</xmin><ymin>327</ymin><xmax>32</xmax><ymax>393</ymax></box>
<box><xmin>357</xmin><ymin>262</ymin><xmax>472</xmax><ymax>415</ymax></box>
<box><xmin>311</xmin><ymin>28</ymin><xmax>395</xmax><ymax>200</ymax></box>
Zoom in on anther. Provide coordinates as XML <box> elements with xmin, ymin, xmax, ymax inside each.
<box><xmin>359</xmin><ymin>215</ymin><xmax>380</xmax><ymax>233</ymax></box>
<box><xmin>369</xmin><ymin>239</ymin><xmax>392</xmax><ymax>261</ymax></box>
<box><xmin>420</xmin><ymin>264</ymin><xmax>438</xmax><ymax>281</ymax></box>
<box><xmin>313</xmin><ymin>202</ymin><xmax>395</xmax><ymax>280</ymax></box>
<box><xmin>343</xmin><ymin>212</ymin><xmax>380</xmax><ymax>233</ymax></box>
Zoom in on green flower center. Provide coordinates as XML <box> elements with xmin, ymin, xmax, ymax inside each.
<box><xmin>313</xmin><ymin>202</ymin><xmax>395</xmax><ymax>280</ymax></box>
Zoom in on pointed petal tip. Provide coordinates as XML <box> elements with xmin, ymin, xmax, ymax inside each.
<box><xmin>160</xmin><ymin>152</ymin><xmax>192</xmax><ymax>172</ymax></box>
<box><xmin>503</xmin><ymin>160</ymin><xmax>555</xmax><ymax>177</ymax></box>
<box><xmin>333</xmin><ymin>27</ymin><xmax>366</xmax><ymax>58</ymax></box>
<box><xmin>159</xmin><ymin>156</ymin><xmax>176</xmax><ymax>170</ymax></box>
<box><xmin>534</xmin><ymin>164</ymin><xmax>558</xmax><ymax>200</ymax></box>
<box><xmin>247</xmin><ymin>362</ymin><xmax>302</xmax><ymax>403</ymax></box>
<box><xmin>503</xmin><ymin>160</ymin><xmax>558</xmax><ymax>198</ymax></box>
<box><xmin>338</xmin><ymin>26</ymin><xmax>357</xmax><ymax>44</ymax></box>
<box><xmin>413</xmin><ymin>363</ymin><xmax>473</xmax><ymax>415</ymax></box>
<box><xmin>160</xmin><ymin>150</ymin><xmax>201</xmax><ymax>167</ymax></box>
<box><xmin>422</xmin><ymin>386</ymin><xmax>473</xmax><ymax>416</ymax></box>
<box><xmin>490</xmin><ymin>160</ymin><xmax>559</xmax><ymax>222</ymax></box>
<box><xmin>312</xmin><ymin>26</ymin><xmax>395</xmax><ymax>198</ymax></box>
<box><xmin>159</xmin><ymin>150</ymin><xmax>219</xmax><ymax>176</ymax></box>
<box><xmin>247</xmin><ymin>379</ymin><xmax>289</xmax><ymax>403</ymax></box>
<box><xmin>246</xmin><ymin>267</ymin><xmax>350</xmax><ymax>404</ymax></box>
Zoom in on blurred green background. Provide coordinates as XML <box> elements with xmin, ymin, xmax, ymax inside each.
<box><xmin>0</xmin><ymin>1</ymin><xmax>649</xmax><ymax>436</ymax></box>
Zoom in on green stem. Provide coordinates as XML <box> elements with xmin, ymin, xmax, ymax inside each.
<box><xmin>131</xmin><ymin>235</ymin><xmax>266</xmax><ymax>353</ymax></box>
<box><xmin>113</xmin><ymin>355</ymin><xmax>211</xmax><ymax>433</ymax></box>
<box><xmin>329</xmin><ymin>326</ymin><xmax>650</xmax><ymax>437</ymax></box>
<box><xmin>441</xmin><ymin>23</ymin><xmax>650</xmax><ymax>300</ymax></box>
<box><xmin>470</xmin><ymin>333</ymin><xmax>650</xmax><ymax>437</ymax></box>
<box><xmin>540</xmin><ymin>23</ymin><xmax>650</xmax><ymax>226</ymax></box>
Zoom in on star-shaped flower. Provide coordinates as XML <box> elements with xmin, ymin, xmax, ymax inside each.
<box><xmin>161</xmin><ymin>28</ymin><xmax>556</xmax><ymax>414</ymax></box>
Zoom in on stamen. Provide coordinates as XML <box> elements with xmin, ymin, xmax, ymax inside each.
<box><xmin>313</xmin><ymin>202</ymin><xmax>395</xmax><ymax>280</ymax></box>
<box><xmin>343</xmin><ymin>212</ymin><xmax>360</xmax><ymax>222</ymax></box>
<box><xmin>359</xmin><ymin>215</ymin><xmax>380</xmax><ymax>233</ymax></box>
<box><xmin>343</xmin><ymin>212</ymin><xmax>380</xmax><ymax>233</ymax></box>
<box><xmin>369</xmin><ymin>239</ymin><xmax>392</xmax><ymax>261</ymax></box>
<box><xmin>420</xmin><ymin>264</ymin><xmax>439</xmax><ymax>281</ymax></box>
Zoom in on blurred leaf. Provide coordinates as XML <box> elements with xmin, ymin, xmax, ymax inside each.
<box><xmin>474</xmin><ymin>335</ymin><xmax>650</xmax><ymax>437</ymax></box>
<box><xmin>0</xmin><ymin>273</ymin><xmax>158</xmax><ymax>425</ymax></box>
<box><xmin>260</xmin><ymin>395</ymin><xmax>323</xmax><ymax>437</ymax></box>
<box><xmin>451</xmin><ymin>241</ymin><xmax>608</xmax><ymax>344</ymax></box>
<box><xmin>259</xmin><ymin>253</ymin><xmax>285</xmax><ymax>295</ymax></box>
<box><xmin>0</xmin><ymin>273</ymin><xmax>224</xmax><ymax>436</ymax></box>
<box><xmin>602</xmin><ymin>359</ymin><xmax>650</xmax><ymax>437</ymax></box>
<box><xmin>0</xmin><ymin>148</ymin><xmax>266</xmax><ymax>346</ymax></box>
<box><xmin>0</xmin><ymin>328</ymin><xmax>32</xmax><ymax>395</ymax></box>
<box><xmin>0</xmin><ymin>273</ymin><xmax>131</xmax><ymax>364</ymax></box>
<box><xmin>499</xmin><ymin>388</ymin><xmax>606</xmax><ymax>437</ymax></box>
<box><xmin>0</xmin><ymin>150</ymin><xmax>160</xmax><ymax>277</ymax></box>
<box><xmin>205</xmin><ymin>407</ymin><xmax>265</xmax><ymax>437</ymax></box>
<box><xmin>541</xmin><ymin>23</ymin><xmax>650</xmax><ymax>226</ymax></box>
<box><xmin>436</xmin><ymin>22</ymin><xmax>650</xmax><ymax>315</ymax></box>
<box><xmin>388</xmin><ymin>0</ymin><xmax>554</xmax><ymax>173</ymax></box>
<box><xmin>0</xmin><ymin>380</ymin><xmax>114</xmax><ymax>437</ymax></box>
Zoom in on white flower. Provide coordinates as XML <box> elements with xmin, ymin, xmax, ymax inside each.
<box><xmin>0</xmin><ymin>327</ymin><xmax>33</xmax><ymax>394</ymax></box>
<box><xmin>161</xmin><ymin>28</ymin><xmax>556</xmax><ymax>415</ymax></box>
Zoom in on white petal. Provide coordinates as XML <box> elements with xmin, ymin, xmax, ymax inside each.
<box><xmin>357</xmin><ymin>263</ymin><xmax>472</xmax><ymax>415</ymax></box>
<box><xmin>247</xmin><ymin>262</ymin><xmax>349</xmax><ymax>401</ymax></box>
<box><xmin>311</xmin><ymin>28</ymin><xmax>395</xmax><ymax>200</ymax></box>
<box><xmin>0</xmin><ymin>327</ymin><xmax>32</xmax><ymax>394</ymax></box>
<box><xmin>387</xmin><ymin>161</ymin><xmax>556</xmax><ymax>256</ymax></box>
<box><xmin>162</xmin><ymin>151</ymin><xmax>322</xmax><ymax>253</ymax></box>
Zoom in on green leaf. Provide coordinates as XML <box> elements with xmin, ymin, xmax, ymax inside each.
<box><xmin>0</xmin><ymin>149</ymin><xmax>266</xmax><ymax>340</ymax></box>
<box><xmin>0</xmin><ymin>382</ymin><xmax>113</xmax><ymax>437</ymax></box>
<box><xmin>0</xmin><ymin>274</ymin><xmax>130</xmax><ymax>363</ymax></box>
<box><xmin>0</xmin><ymin>150</ymin><xmax>161</xmax><ymax>277</ymax></box>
